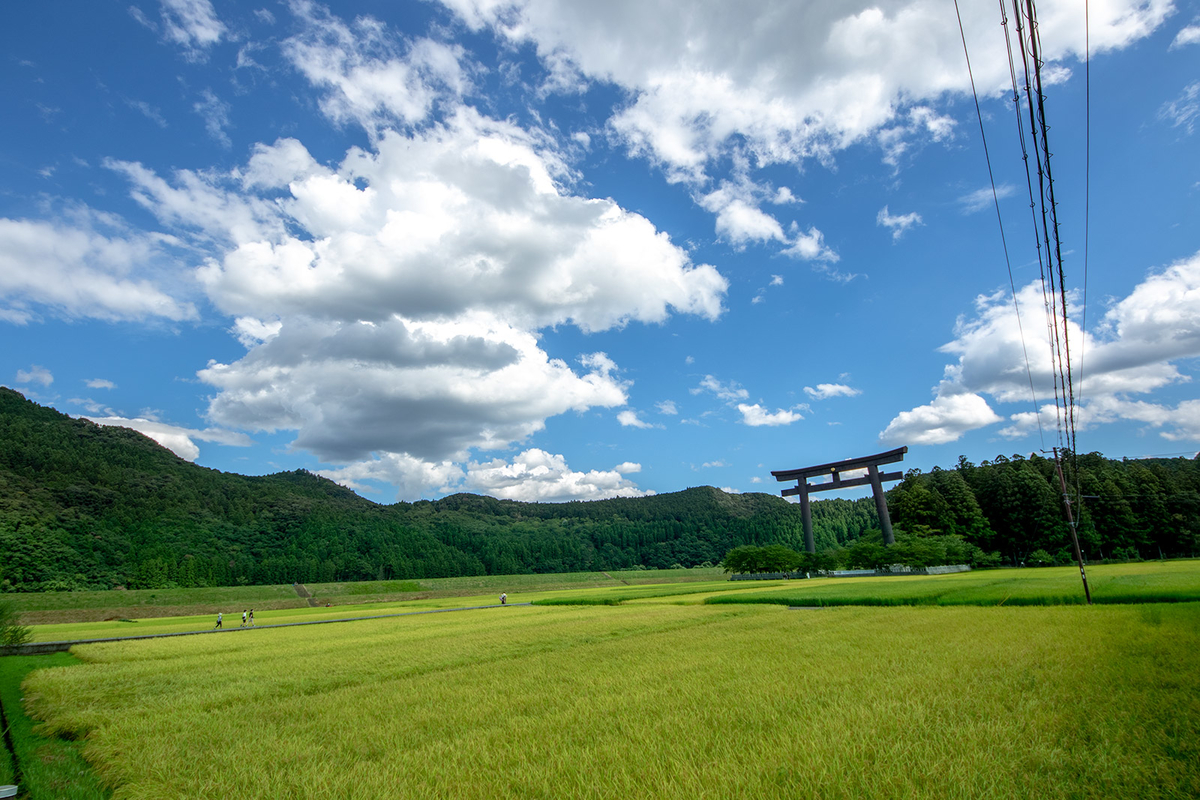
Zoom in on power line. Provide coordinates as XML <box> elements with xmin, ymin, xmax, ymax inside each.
<box><xmin>1076</xmin><ymin>0</ymin><xmax>1091</xmax><ymax>522</ymax></box>
<box><xmin>1005</xmin><ymin>0</ymin><xmax>1064</xmax><ymax>451</ymax></box>
<box><xmin>1004</xmin><ymin>0</ymin><xmax>1090</xmax><ymax>603</ymax></box>
<box><xmin>1025</xmin><ymin>0</ymin><xmax>1079</xmax><ymax>461</ymax></box>
<box><xmin>954</xmin><ymin>0</ymin><xmax>1045</xmax><ymax>449</ymax></box>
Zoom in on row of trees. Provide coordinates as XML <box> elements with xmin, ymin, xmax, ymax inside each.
<box><xmin>722</xmin><ymin>530</ymin><xmax>1003</xmax><ymax>574</ymax></box>
<box><xmin>887</xmin><ymin>453</ymin><xmax>1200</xmax><ymax>564</ymax></box>
<box><xmin>723</xmin><ymin>451</ymin><xmax>1200</xmax><ymax>573</ymax></box>
<box><xmin>2</xmin><ymin>388</ymin><xmax>1197</xmax><ymax>592</ymax></box>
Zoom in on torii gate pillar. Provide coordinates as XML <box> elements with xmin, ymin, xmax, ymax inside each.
<box><xmin>772</xmin><ymin>447</ymin><xmax>907</xmax><ymax>553</ymax></box>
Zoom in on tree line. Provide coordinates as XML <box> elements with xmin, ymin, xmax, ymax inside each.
<box><xmin>888</xmin><ymin>453</ymin><xmax>1200</xmax><ymax>565</ymax></box>
<box><xmin>1</xmin><ymin>388</ymin><xmax>1196</xmax><ymax>592</ymax></box>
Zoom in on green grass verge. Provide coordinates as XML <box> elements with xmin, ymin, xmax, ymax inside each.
<box><xmin>0</xmin><ymin>653</ymin><xmax>109</xmax><ymax>799</ymax></box>
<box><xmin>705</xmin><ymin>561</ymin><xmax>1200</xmax><ymax>607</ymax></box>
<box><xmin>0</xmin><ymin>711</ymin><xmax>13</xmax><ymax>787</ymax></box>
<box><xmin>532</xmin><ymin>579</ymin><xmax>783</xmax><ymax>605</ymax></box>
<box><xmin>20</xmin><ymin>603</ymin><xmax>1200</xmax><ymax>798</ymax></box>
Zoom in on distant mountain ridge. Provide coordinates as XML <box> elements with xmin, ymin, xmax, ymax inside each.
<box><xmin>0</xmin><ymin>388</ymin><xmax>877</xmax><ymax>591</ymax></box>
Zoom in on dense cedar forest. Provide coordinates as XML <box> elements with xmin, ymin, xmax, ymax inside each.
<box><xmin>0</xmin><ymin>388</ymin><xmax>1197</xmax><ymax>591</ymax></box>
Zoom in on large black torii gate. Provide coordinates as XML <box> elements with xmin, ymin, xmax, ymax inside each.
<box><xmin>772</xmin><ymin>446</ymin><xmax>908</xmax><ymax>553</ymax></box>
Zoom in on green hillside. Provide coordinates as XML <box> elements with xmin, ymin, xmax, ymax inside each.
<box><xmin>4</xmin><ymin>387</ymin><xmax>1197</xmax><ymax>594</ymax></box>
<box><xmin>0</xmin><ymin>388</ymin><xmax>873</xmax><ymax>591</ymax></box>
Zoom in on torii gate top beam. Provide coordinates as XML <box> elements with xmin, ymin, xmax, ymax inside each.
<box><xmin>770</xmin><ymin>446</ymin><xmax>908</xmax><ymax>483</ymax></box>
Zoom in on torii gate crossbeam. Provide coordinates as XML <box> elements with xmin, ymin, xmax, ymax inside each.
<box><xmin>771</xmin><ymin>446</ymin><xmax>908</xmax><ymax>553</ymax></box>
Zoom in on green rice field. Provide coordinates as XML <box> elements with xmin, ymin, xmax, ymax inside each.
<box><xmin>705</xmin><ymin>560</ymin><xmax>1200</xmax><ymax>607</ymax></box>
<box><xmin>4</xmin><ymin>561</ymin><xmax>1200</xmax><ymax>798</ymax></box>
<box><xmin>4</xmin><ymin>567</ymin><xmax>727</xmax><ymax>626</ymax></box>
<box><xmin>17</xmin><ymin>602</ymin><xmax>1200</xmax><ymax>798</ymax></box>
<box><xmin>15</xmin><ymin>561</ymin><xmax>1200</xmax><ymax>643</ymax></box>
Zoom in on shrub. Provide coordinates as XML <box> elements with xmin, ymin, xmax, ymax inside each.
<box><xmin>0</xmin><ymin>599</ymin><xmax>32</xmax><ymax>650</ymax></box>
<box><xmin>1027</xmin><ymin>549</ymin><xmax>1054</xmax><ymax>567</ymax></box>
<box><xmin>971</xmin><ymin>549</ymin><xmax>1003</xmax><ymax>569</ymax></box>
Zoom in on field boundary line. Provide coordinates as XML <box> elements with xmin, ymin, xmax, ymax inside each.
<box><xmin>3</xmin><ymin>602</ymin><xmax>533</xmax><ymax>656</ymax></box>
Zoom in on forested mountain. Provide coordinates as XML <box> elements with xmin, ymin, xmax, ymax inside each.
<box><xmin>889</xmin><ymin>453</ymin><xmax>1200</xmax><ymax>564</ymax></box>
<box><xmin>2</xmin><ymin>388</ymin><xmax>1196</xmax><ymax>592</ymax></box>
<box><xmin>0</xmin><ymin>389</ymin><xmax>874</xmax><ymax>591</ymax></box>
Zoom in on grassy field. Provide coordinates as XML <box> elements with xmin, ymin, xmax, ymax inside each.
<box><xmin>706</xmin><ymin>560</ymin><xmax>1200</xmax><ymax>607</ymax></box>
<box><xmin>16</xmin><ymin>561</ymin><xmax>1200</xmax><ymax>643</ymax></box>
<box><xmin>20</xmin><ymin>578</ymin><xmax>747</xmax><ymax>643</ymax></box>
<box><xmin>312</xmin><ymin>567</ymin><xmax>728</xmax><ymax>597</ymax></box>
<box><xmin>4</xmin><ymin>584</ymin><xmax>312</xmax><ymax>626</ymax></box>
<box><xmin>5</xmin><ymin>568</ymin><xmax>726</xmax><ymax>625</ymax></box>
<box><xmin>18</xmin><ymin>601</ymin><xmax>1200</xmax><ymax>799</ymax></box>
<box><xmin>533</xmin><ymin>579</ymin><xmax>777</xmax><ymax>604</ymax></box>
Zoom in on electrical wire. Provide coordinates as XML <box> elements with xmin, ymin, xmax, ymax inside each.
<box><xmin>954</xmin><ymin>0</ymin><xmax>1045</xmax><ymax>449</ymax></box>
<box><xmin>1074</xmin><ymin>0</ymin><xmax>1090</xmax><ymax>500</ymax></box>
<box><xmin>1006</xmin><ymin>0</ymin><xmax>1064</xmax><ymax>450</ymax></box>
<box><xmin>1005</xmin><ymin>0</ymin><xmax>1091</xmax><ymax>602</ymax></box>
<box><xmin>1025</xmin><ymin>0</ymin><xmax>1079</xmax><ymax>461</ymax></box>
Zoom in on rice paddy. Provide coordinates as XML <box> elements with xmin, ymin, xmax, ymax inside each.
<box><xmin>705</xmin><ymin>560</ymin><xmax>1200</xmax><ymax>607</ymax></box>
<box><xmin>5</xmin><ymin>562</ymin><xmax>1200</xmax><ymax>798</ymax></box>
<box><xmin>5</xmin><ymin>567</ymin><xmax>726</xmax><ymax>627</ymax></box>
<box><xmin>14</xmin><ymin>604</ymin><xmax>1200</xmax><ymax>797</ymax></box>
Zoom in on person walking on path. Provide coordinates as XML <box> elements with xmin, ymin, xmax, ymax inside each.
<box><xmin>500</xmin><ymin>592</ymin><xmax>507</xmax><ymax>605</ymax></box>
<box><xmin>215</xmin><ymin>612</ymin><xmax>223</xmax><ymax>629</ymax></box>
<box><xmin>249</xmin><ymin>609</ymin><xmax>255</xmax><ymax>626</ymax></box>
<box><xmin>241</xmin><ymin>610</ymin><xmax>247</xmax><ymax>627</ymax></box>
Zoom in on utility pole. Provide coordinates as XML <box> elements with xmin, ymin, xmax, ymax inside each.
<box><xmin>1053</xmin><ymin>447</ymin><xmax>1092</xmax><ymax>605</ymax></box>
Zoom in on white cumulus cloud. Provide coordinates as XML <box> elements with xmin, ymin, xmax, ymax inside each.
<box><xmin>1159</xmin><ymin>82</ymin><xmax>1199</xmax><ymax>136</ymax></box>
<box><xmin>883</xmin><ymin>250</ymin><xmax>1200</xmax><ymax>445</ymax></box>
<box><xmin>0</xmin><ymin>215</ymin><xmax>196</xmax><ymax>324</ymax></box>
<box><xmin>880</xmin><ymin>392</ymin><xmax>1003</xmax><ymax>445</ymax></box>
<box><xmin>187</xmin><ymin>121</ymin><xmax>726</xmax><ymax>332</ymax></box>
<box><xmin>200</xmin><ymin>314</ymin><xmax>628</xmax><ymax>463</ymax></box>
<box><xmin>877</xmin><ymin>206</ymin><xmax>923</xmax><ymax>240</ymax></box>
<box><xmin>617</xmin><ymin>410</ymin><xmax>656</xmax><ymax>429</ymax></box>
<box><xmin>440</xmin><ymin>0</ymin><xmax>1170</xmax><ymax>176</ymax></box>
<box><xmin>959</xmin><ymin>184</ymin><xmax>1015</xmax><ymax>214</ymax></box>
<box><xmin>693</xmin><ymin>375</ymin><xmax>748</xmax><ymax>402</ymax></box>
<box><xmin>132</xmin><ymin>0</ymin><xmax>227</xmax><ymax>61</ymax></box>
<box><xmin>1171</xmin><ymin>24</ymin><xmax>1200</xmax><ymax>49</ymax></box>
<box><xmin>460</xmin><ymin>449</ymin><xmax>652</xmax><ymax>502</ymax></box>
<box><xmin>282</xmin><ymin>1</ymin><xmax>469</xmax><ymax>136</ymax></box>
<box><xmin>738</xmin><ymin>403</ymin><xmax>803</xmax><ymax>427</ymax></box>
<box><xmin>97</xmin><ymin>85</ymin><xmax>726</xmax><ymax>497</ymax></box>
<box><xmin>804</xmin><ymin>383</ymin><xmax>861</xmax><ymax>400</ymax></box>
<box><xmin>83</xmin><ymin>415</ymin><xmax>252</xmax><ymax>462</ymax></box>
<box><xmin>16</xmin><ymin>365</ymin><xmax>54</xmax><ymax>387</ymax></box>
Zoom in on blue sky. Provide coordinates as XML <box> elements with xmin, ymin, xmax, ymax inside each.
<box><xmin>3</xmin><ymin>0</ymin><xmax>1199</xmax><ymax>503</ymax></box>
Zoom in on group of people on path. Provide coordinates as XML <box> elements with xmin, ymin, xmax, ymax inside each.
<box><xmin>216</xmin><ymin>592</ymin><xmax>511</xmax><ymax>628</ymax></box>
<box><xmin>214</xmin><ymin>609</ymin><xmax>254</xmax><ymax>629</ymax></box>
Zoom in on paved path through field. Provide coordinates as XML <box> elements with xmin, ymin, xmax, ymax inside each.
<box><xmin>8</xmin><ymin>602</ymin><xmax>532</xmax><ymax>656</ymax></box>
